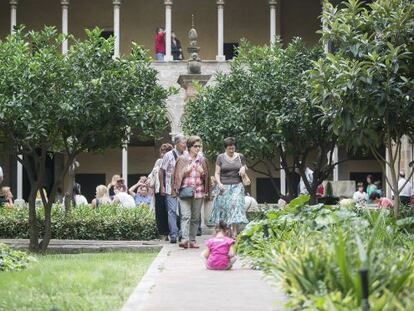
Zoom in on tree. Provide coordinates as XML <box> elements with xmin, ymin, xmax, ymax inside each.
<box><xmin>0</xmin><ymin>27</ymin><xmax>169</xmax><ymax>251</ymax></box>
<box><xmin>311</xmin><ymin>0</ymin><xmax>414</xmax><ymax>216</ymax></box>
<box><xmin>183</xmin><ymin>39</ymin><xmax>340</xmax><ymax>203</ymax></box>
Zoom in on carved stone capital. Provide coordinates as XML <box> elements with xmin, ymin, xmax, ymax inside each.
<box><xmin>217</xmin><ymin>0</ymin><xmax>225</xmax><ymax>7</ymax></box>
<box><xmin>113</xmin><ymin>0</ymin><xmax>121</xmax><ymax>6</ymax></box>
<box><xmin>269</xmin><ymin>0</ymin><xmax>277</xmax><ymax>7</ymax></box>
<box><xmin>61</xmin><ymin>0</ymin><xmax>70</xmax><ymax>6</ymax></box>
<box><xmin>164</xmin><ymin>0</ymin><xmax>173</xmax><ymax>6</ymax></box>
<box><xmin>10</xmin><ymin>0</ymin><xmax>18</xmax><ymax>6</ymax></box>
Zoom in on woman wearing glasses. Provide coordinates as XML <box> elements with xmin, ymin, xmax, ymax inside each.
<box><xmin>210</xmin><ymin>137</ymin><xmax>249</xmax><ymax>237</ymax></box>
<box><xmin>173</xmin><ymin>136</ymin><xmax>210</xmax><ymax>249</ymax></box>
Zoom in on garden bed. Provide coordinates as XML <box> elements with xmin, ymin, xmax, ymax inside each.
<box><xmin>237</xmin><ymin>196</ymin><xmax>414</xmax><ymax>310</ymax></box>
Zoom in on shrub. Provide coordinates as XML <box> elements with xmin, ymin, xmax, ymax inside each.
<box><xmin>0</xmin><ymin>243</ymin><xmax>35</xmax><ymax>272</ymax></box>
<box><xmin>0</xmin><ymin>204</ymin><xmax>158</xmax><ymax>241</ymax></box>
<box><xmin>237</xmin><ymin>195</ymin><xmax>414</xmax><ymax>310</ymax></box>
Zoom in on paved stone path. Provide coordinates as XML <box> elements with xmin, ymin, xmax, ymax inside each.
<box><xmin>122</xmin><ymin>236</ymin><xmax>286</xmax><ymax>311</ymax></box>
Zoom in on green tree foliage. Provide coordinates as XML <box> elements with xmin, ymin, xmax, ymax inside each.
<box><xmin>0</xmin><ymin>27</ymin><xmax>169</xmax><ymax>251</ymax></box>
<box><xmin>183</xmin><ymin>39</ymin><xmax>338</xmax><ymax>203</ymax></box>
<box><xmin>311</xmin><ymin>0</ymin><xmax>414</xmax><ymax>216</ymax></box>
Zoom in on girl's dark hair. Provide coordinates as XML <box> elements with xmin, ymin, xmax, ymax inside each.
<box><xmin>73</xmin><ymin>183</ymin><xmax>81</xmax><ymax>195</ymax></box>
<box><xmin>223</xmin><ymin>137</ymin><xmax>236</xmax><ymax>148</ymax></box>
<box><xmin>369</xmin><ymin>192</ymin><xmax>380</xmax><ymax>201</ymax></box>
<box><xmin>216</xmin><ymin>220</ymin><xmax>228</xmax><ymax>232</ymax></box>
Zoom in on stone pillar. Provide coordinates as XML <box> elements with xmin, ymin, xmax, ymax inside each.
<box><xmin>385</xmin><ymin>147</ymin><xmax>392</xmax><ymax>198</ymax></box>
<box><xmin>280</xmin><ymin>157</ymin><xmax>286</xmax><ymax>195</ymax></box>
<box><xmin>269</xmin><ymin>0</ymin><xmax>277</xmax><ymax>44</ymax></box>
<box><xmin>10</xmin><ymin>0</ymin><xmax>22</xmax><ymax>199</ymax></box>
<box><xmin>113</xmin><ymin>0</ymin><xmax>121</xmax><ymax>58</ymax></box>
<box><xmin>112</xmin><ymin>0</ymin><xmax>128</xmax><ymax>183</ymax></box>
<box><xmin>164</xmin><ymin>0</ymin><xmax>173</xmax><ymax>61</ymax></box>
<box><xmin>332</xmin><ymin>146</ymin><xmax>338</xmax><ymax>181</ymax></box>
<box><xmin>10</xmin><ymin>0</ymin><xmax>18</xmax><ymax>33</ymax></box>
<box><xmin>61</xmin><ymin>0</ymin><xmax>69</xmax><ymax>54</ymax></box>
<box><xmin>216</xmin><ymin>0</ymin><xmax>225</xmax><ymax>61</ymax></box>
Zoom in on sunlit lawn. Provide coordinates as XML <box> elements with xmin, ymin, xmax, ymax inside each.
<box><xmin>0</xmin><ymin>252</ymin><xmax>157</xmax><ymax>311</ymax></box>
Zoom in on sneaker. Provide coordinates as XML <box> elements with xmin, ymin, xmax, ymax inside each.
<box><xmin>170</xmin><ymin>237</ymin><xmax>177</xmax><ymax>244</ymax></box>
<box><xmin>196</xmin><ymin>229</ymin><xmax>202</xmax><ymax>236</ymax></box>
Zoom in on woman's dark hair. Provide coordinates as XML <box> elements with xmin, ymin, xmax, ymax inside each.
<box><xmin>369</xmin><ymin>192</ymin><xmax>380</xmax><ymax>201</ymax></box>
<box><xmin>216</xmin><ymin>220</ymin><xmax>228</xmax><ymax>232</ymax></box>
<box><xmin>155</xmin><ymin>27</ymin><xmax>163</xmax><ymax>33</ymax></box>
<box><xmin>357</xmin><ymin>182</ymin><xmax>364</xmax><ymax>188</ymax></box>
<box><xmin>366</xmin><ymin>174</ymin><xmax>373</xmax><ymax>183</ymax></box>
<box><xmin>187</xmin><ymin>135</ymin><xmax>202</xmax><ymax>148</ymax></box>
<box><xmin>223</xmin><ymin>137</ymin><xmax>236</xmax><ymax>148</ymax></box>
<box><xmin>73</xmin><ymin>183</ymin><xmax>81</xmax><ymax>195</ymax></box>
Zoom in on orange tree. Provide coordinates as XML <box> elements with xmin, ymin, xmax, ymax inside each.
<box><xmin>0</xmin><ymin>27</ymin><xmax>169</xmax><ymax>251</ymax></box>
<box><xmin>311</xmin><ymin>0</ymin><xmax>414</xmax><ymax>216</ymax></box>
<box><xmin>183</xmin><ymin>39</ymin><xmax>340</xmax><ymax>204</ymax></box>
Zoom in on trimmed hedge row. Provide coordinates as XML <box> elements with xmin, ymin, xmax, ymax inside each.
<box><xmin>0</xmin><ymin>205</ymin><xmax>158</xmax><ymax>241</ymax></box>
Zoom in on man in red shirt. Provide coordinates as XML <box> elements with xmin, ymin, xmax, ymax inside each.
<box><xmin>155</xmin><ymin>27</ymin><xmax>166</xmax><ymax>61</ymax></box>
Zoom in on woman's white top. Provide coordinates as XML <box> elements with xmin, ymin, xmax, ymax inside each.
<box><xmin>115</xmin><ymin>192</ymin><xmax>136</xmax><ymax>208</ymax></box>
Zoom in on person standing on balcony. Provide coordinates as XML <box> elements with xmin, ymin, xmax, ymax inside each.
<box><xmin>154</xmin><ymin>27</ymin><xmax>166</xmax><ymax>61</ymax></box>
<box><xmin>171</xmin><ymin>31</ymin><xmax>183</xmax><ymax>60</ymax></box>
<box><xmin>398</xmin><ymin>171</ymin><xmax>412</xmax><ymax>205</ymax></box>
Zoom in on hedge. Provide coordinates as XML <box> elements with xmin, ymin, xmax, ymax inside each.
<box><xmin>0</xmin><ymin>205</ymin><xmax>158</xmax><ymax>241</ymax></box>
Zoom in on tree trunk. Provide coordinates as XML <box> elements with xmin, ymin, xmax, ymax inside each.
<box><xmin>40</xmin><ymin>203</ymin><xmax>52</xmax><ymax>252</ymax></box>
<box><xmin>28</xmin><ymin>187</ymin><xmax>39</xmax><ymax>252</ymax></box>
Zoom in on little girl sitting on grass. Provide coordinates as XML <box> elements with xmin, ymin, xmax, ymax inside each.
<box><xmin>202</xmin><ymin>221</ymin><xmax>236</xmax><ymax>270</ymax></box>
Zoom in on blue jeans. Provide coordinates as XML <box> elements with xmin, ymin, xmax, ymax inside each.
<box><xmin>166</xmin><ymin>194</ymin><xmax>178</xmax><ymax>239</ymax></box>
<box><xmin>155</xmin><ymin>53</ymin><xmax>165</xmax><ymax>61</ymax></box>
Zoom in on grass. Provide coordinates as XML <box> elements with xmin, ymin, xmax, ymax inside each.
<box><xmin>0</xmin><ymin>251</ymin><xmax>157</xmax><ymax>311</ymax></box>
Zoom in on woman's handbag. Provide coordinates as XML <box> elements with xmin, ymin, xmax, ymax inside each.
<box><xmin>237</xmin><ymin>153</ymin><xmax>251</xmax><ymax>186</ymax></box>
<box><xmin>241</xmin><ymin>173</ymin><xmax>251</xmax><ymax>186</ymax></box>
<box><xmin>179</xmin><ymin>187</ymin><xmax>194</xmax><ymax>198</ymax></box>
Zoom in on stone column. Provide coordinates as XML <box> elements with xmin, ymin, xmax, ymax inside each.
<box><xmin>164</xmin><ymin>0</ymin><xmax>173</xmax><ymax>61</ymax></box>
<box><xmin>280</xmin><ymin>157</ymin><xmax>286</xmax><ymax>196</ymax></box>
<box><xmin>10</xmin><ymin>0</ymin><xmax>18</xmax><ymax>33</ymax></box>
<box><xmin>112</xmin><ymin>0</ymin><xmax>128</xmax><ymax>183</ymax></box>
<box><xmin>113</xmin><ymin>0</ymin><xmax>121</xmax><ymax>58</ymax></box>
<box><xmin>61</xmin><ymin>0</ymin><xmax>69</xmax><ymax>54</ymax></box>
<box><xmin>10</xmin><ymin>0</ymin><xmax>22</xmax><ymax>199</ymax></box>
<box><xmin>269</xmin><ymin>0</ymin><xmax>277</xmax><ymax>44</ymax></box>
<box><xmin>216</xmin><ymin>0</ymin><xmax>225</xmax><ymax>61</ymax></box>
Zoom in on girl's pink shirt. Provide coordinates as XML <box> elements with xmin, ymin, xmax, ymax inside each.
<box><xmin>205</xmin><ymin>236</ymin><xmax>234</xmax><ymax>270</ymax></box>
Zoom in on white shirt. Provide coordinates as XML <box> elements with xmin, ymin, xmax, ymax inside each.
<box><xmin>75</xmin><ymin>195</ymin><xmax>88</xmax><ymax>206</ymax></box>
<box><xmin>63</xmin><ymin>194</ymin><xmax>88</xmax><ymax>206</ymax></box>
<box><xmin>353</xmin><ymin>191</ymin><xmax>368</xmax><ymax>203</ymax></box>
<box><xmin>115</xmin><ymin>192</ymin><xmax>135</xmax><ymax>208</ymax></box>
<box><xmin>398</xmin><ymin>178</ymin><xmax>412</xmax><ymax>197</ymax></box>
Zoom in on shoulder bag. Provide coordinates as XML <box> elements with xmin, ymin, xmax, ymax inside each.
<box><xmin>237</xmin><ymin>153</ymin><xmax>251</xmax><ymax>186</ymax></box>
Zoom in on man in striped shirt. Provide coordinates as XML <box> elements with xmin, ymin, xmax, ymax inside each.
<box><xmin>159</xmin><ymin>134</ymin><xmax>187</xmax><ymax>243</ymax></box>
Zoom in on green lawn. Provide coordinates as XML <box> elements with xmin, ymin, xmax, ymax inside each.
<box><xmin>0</xmin><ymin>251</ymin><xmax>157</xmax><ymax>311</ymax></box>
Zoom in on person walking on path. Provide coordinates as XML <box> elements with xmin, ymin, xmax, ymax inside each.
<box><xmin>398</xmin><ymin>171</ymin><xmax>412</xmax><ymax>205</ymax></box>
<box><xmin>210</xmin><ymin>137</ymin><xmax>249</xmax><ymax>237</ymax></box>
<box><xmin>173</xmin><ymin>136</ymin><xmax>209</xmax><ymax>249</ymax></box>
<box><xmin>202</xmin><ymin>220</ymin><xmax>236</xmax><ymax>270</ymax></box>
<box><xmin>154</xmin><ymin>27</ymin><xmax>166</xmax><ymax>61</ymax></box>
<box><xmin>149</xmin><ymin>143</ymin><xmax>173</xmax><ymax>238</ymax></box>
<box><xmin>159</xmin><ymin>134</ymin><xmax>187</xmax><ymax>243</ymax></box>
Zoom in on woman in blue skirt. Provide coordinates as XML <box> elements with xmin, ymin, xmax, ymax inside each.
<box><xmin>210</xmin><ymin>137</ymin><xmax>249</xmax><ymax>237</ymax></box>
